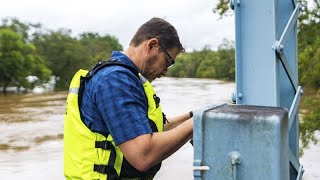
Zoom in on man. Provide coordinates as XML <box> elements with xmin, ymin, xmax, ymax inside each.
<box><xmin>64</xmin><ymin>17</ymin><xmax>193</xmax><ymax>180</ymax></box>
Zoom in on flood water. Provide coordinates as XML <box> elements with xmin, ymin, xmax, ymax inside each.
<box><xmin>0</xmin><ymin>77</ymin><xmax>318</xmax><ymax>179</ymax></box>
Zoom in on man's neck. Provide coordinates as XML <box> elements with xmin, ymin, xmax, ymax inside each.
<box><xmin>124</xmin><ymin>46</ymin><xmax>144</xmax><ymax>72</ymax></box>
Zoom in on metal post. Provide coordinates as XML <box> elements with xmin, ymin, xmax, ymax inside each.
<box><xmin>232</xmin><ymin>0</ymin><xmax>302</xmax><ymax>179</ymax></box>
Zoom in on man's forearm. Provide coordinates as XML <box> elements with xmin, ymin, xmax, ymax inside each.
<box><xmin>119</xmin><ymin>118</ymin><xmax>193</xmax><ymax>172</ymax></box>
<box><xmin>164</xmin><ymin>112</ymin><xmax>192</xmax><ymax>131</ymax></box>
<box><xmin>152</xmin><ymin>118</ymin><xmax>193</xmax><ymax>161</ymax></box>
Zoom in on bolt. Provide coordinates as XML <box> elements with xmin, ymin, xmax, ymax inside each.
<box><xmin>236</xmin><ymin>0</ymin><xmax>240</xmax><ymax>6</ymax></box>
<box><xmin>279</xmin><ymin>44</ymin><xmax>284</xmax><ymax>50</ymax></box>
<box><xmin>230</xmin><ymin>0</ymin><xmax>235</xmax><ymax>10</ymax></box>
<box><xmin>300</xmin><ymin>88</ymin><xmax>304</xmax><ymax>95</ymax></box>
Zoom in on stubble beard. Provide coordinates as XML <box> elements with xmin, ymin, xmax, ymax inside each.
<box><xmin>141</xmin><ymin>56</ymin><xmax>158</xmax><ymax>82</ymax></box>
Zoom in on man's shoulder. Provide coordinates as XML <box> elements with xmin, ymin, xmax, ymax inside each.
<box><xmin>97</xmin><ymin>63</ymin><xmax>139</xmax><ymax>80</ymax></box>
<box><xmin>87</xmin><ymin>63</ymin><xmax>141</xmax><ymax>92</ymax></box>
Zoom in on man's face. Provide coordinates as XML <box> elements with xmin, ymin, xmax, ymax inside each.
<box><xmin>142</xmin><ymin>45</ymin><xmax>179</xmax><ymax>82</ymax></box>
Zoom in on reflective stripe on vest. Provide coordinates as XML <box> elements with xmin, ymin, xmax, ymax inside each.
<box><xmin>64</xmin><ymin>67</ymin><xmax>164</xmax><ymax>179</ymax></box>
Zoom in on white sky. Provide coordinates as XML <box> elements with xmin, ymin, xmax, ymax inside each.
<box><xmin>0</xmin><ymin>0</ymin><xmax>235</xmax><ymax>51</ymax></box>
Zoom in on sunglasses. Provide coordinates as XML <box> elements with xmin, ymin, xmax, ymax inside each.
<box><xmin>159</xmin><ymin>45</ymin><xmax>175</xmax><ymax>69</ymax></box>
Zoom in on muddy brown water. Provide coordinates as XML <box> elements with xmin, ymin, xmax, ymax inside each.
<box><xmin>0</xmin><ymin>77</ymin><xmax>318</xmax><ymax>179</ymax></box>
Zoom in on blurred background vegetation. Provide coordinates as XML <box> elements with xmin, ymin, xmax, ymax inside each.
<box><xmin>0</xmin><ymin>0</ymin><xmax>319</xmax><ymax>152</ymax></box>
<box><xmin>0</xmin><ymin>18</ymin><xmax>123</xmax><ymax>91</ymax></box>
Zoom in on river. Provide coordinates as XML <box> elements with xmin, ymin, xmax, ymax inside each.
<box><xmin>0</xmin><ymin>77</ymin><xmax>318</xmax><ymax>179</ymax></box>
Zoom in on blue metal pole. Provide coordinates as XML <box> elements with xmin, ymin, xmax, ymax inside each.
<box><xmin>232</xmin><ymin>0</ymin><xmax>302</xmax><ymax>179</ymax></box>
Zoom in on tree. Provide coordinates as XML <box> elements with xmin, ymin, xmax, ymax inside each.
<box><xmin>33</xmin><ymin>29</ymin><xmax>94</xmax><ymax>89</ymax></box>
<box><xmin>196</xmin><ymin>54</ymin><xmax>217</xmax><ymax>78</ymax></box>
<box><xmin>0</xmin><ymin>28</ymin><xmax>51</xmax><ymax>93</ymax></box>
<box><xmin>33</xmin><ymin>30</ymin><xmax>124</xmax><ymax>90</ymax></box>
<box><xmin>213</xmin><ymin>40</ymin><xmax>235</xmax><ymax>80</ymax></box>
<box><xmin>167</xmin><ymin>42</ymin><xmax>235</xmax><ymax>80</ymax></box>
<box><xmin>0</xmin><ymin>17</ymin><xmax>125</xmax><ymax>91</ymax></box>
<box><xmin>291</xmin><ymin>0</ymin><xmax>320</xmax><ymax>149</ymax></box>
<box><xmin>300</xmin><ymin>96</ymin><xmax>320</xmax><ymax>152</ymax></box>
<box><xmin>79</xmin><ymin>32</ymin><xmax>123</xmax><ymax>62</ymax></box>
<box><xmin>298</xmin><ymin>0</ymin><xmax>320</xmax><ymax>88</ymax></box>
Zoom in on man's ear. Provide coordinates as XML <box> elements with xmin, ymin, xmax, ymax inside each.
<box><xmin>147</xmin><ymin>38</ymin><xmax>159</xmax><ymax>52</ymax></box>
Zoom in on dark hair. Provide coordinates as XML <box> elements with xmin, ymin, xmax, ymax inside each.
<box><xmin>129</xmin><ymin>17</ymin><xmax>184</xmax><ymax>52</ymax></box>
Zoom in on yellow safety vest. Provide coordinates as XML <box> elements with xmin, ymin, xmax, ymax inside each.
<box><xmin>64</xmin><ymin>62</ymin><xmax>164</xmax><ymax>180</ymax></box>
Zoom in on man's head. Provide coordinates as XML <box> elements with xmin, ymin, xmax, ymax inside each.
<box><xmin>130</xmin><ymin>17</ymin><xmax>184</xmax><ymax>52</ymax></box>
<box><xmin>127</xmin><ymin>17</ymin><xmax>184</xmax><ymax>82</ymax></box>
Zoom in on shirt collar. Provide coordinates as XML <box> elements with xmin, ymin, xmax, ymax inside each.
<box><xmin>110</xmin><ymin>51</ymin><xmax>141</xmax><ymax>73</ymax></box>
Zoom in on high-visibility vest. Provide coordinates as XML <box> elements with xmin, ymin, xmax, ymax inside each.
<box><xmin>64</xmin><ymin>61</ymin><xmax>164</xmax><ymax>179</ymax></box>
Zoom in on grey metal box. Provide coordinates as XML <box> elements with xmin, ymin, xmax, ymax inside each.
<box><xmin>193</xmin><ymin>104</ymin><xmax>289</xmax><ymax>180</ymax></box>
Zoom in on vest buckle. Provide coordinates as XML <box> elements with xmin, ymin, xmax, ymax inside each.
<box><xmin>95</xmin><ymin>140</ymin><xmax>112</xmax><ymax>150</ymax></box>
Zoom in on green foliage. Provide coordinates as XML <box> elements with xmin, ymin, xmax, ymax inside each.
<box><xmin>79</xmin><ymin>32</ymin><xmax>123</xmax><ymax>63</ymax></box>
<box><xmin>298</xmin><ymin>0</ymin><xmax>320</xmax><ymax>88</ymax></box>
<box><xmin>1</xmin><ymin>18</ymin><xmax>30</xmax><ymax>40</ymax></box>
<box><xmin>196</xmin><ymin>53</ymin><xmax>218</xmax><ymax>78</ymax></box>
<box><xmin>33</xmin><ymin>30</ymin><xmax>94</xmax><ymax>89</ymax></box>
<box><xmin>167</xmin><ymin>40</ymin><xmax>235</xmax><ymax>81</ymax></box>
<box><xmin>213</xmin><ymin>41</ymin><xmax>235</xmax><ymax>80</ymax></box>
<box><xmin>32</xmin><ymin>30</ymin><xmax>123</xmax><ymax>90</ymax></box>
<box><xmin>298</xmin><ymin>0</ymin><xmax>320</xmax><ymax>24</ymax></box>
<box><xmin>167</xmin><ymin>54</ymin><xmax>198</xmax><ymax>77</ymax></box>
<box><xmin>0</xmin><ymin>28</ymin><xmax>51</xmax><ymax>93</ymax></box>
<box><xmin>296</xmin><ymin>1</ymin><xmax>320</xmax><ymax>152</ymax></box>
<box><xmin>300</xmin><ymin>95</ymin><xmax>320</xmax><ymax>152</ymax></box>
<box><xmin>0</xmin><ymin>17</ymin><xmax>124</xmax><ymax>91</ymax></box>
<box><xmin>299</xmin><ymin>34</ymin><xmax>320</xmax><ymax>88</ymax></box>
<box><xmin>213</xmin><ymin>0</ymin><xmax>232</xmax><ymax>17</ymax></box>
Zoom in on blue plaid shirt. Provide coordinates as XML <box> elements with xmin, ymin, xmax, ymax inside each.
<box><xmin>80</xmin><ymin>51</ymin><xmax>152</xmax><ymax>145</ymax></box>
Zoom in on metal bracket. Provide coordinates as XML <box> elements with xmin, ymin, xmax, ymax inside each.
<box><xmin>289</xmin><ymin>148</ymin><xmax>304</xmax><ymax>180</ymax></box>
<box><xmin>276</xmin><ymin>48</ymin><xmax>298</xmax><ymax>91</ymax></box>
<box><xmin>276</xmin><ymin>3</ymin><xmax>300</xmax><ymax>53</ymax></box>
<box><xmin>289</xmin><ymin>149</ymin><xmax>300</xmax><ymax>172</ymax></box>
<box><xmin>193</xmin><ymin>166</ymin><xmax>210</xmax><ymax>171</ymax></box>
<box><xmin>230</xmin><ymin>151</ymin><xmax>241</xmax><ymax>180</ymax></box>
<box><xmin>296</xmin><ymin>164</ymin><xmax>304</xmax><ymax>180</ymax></box>
<box><xmin>273</xmin><ymin>3</ymin><xmax>300</xmax><ymax>92</ymax></box>
<box><xmin>289</xmin><ymin>86</ymin><xmax>303</xmax><ymax>129</ymax></box>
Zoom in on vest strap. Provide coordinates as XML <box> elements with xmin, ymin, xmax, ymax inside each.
<box><xmin>94</xmin><ymin>164</ymin><xmax>109</xmax><ymax>174</ymax></box>
<box><xmin>94</xmin><ymin>164</ymin><xmax>119</xmax><ymax>179</ymax></box>
<box><xmin>95</xmin><ymin>140</ymin><xmax>112</xmax><ymax>150</ymax></box>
